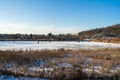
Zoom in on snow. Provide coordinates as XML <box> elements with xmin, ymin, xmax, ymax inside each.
<box><xmin>28</xmin><ymin>67</ymin><xmax>54</xmax><ymax>72</ymax></box>
<box><xmin>44</xmin><ymin>68</ymin><xmax>54</xmax><ymax>72</ymax></box>
<box><xmin>116</xmin><ymin>65</ymin><xmax>120</xmax><ymax>70</ymax></box>
<box><xmin>29</xmin><ymin>67</ymin><xmax>41</xmax><ymax>71</ymax></box>
<box><xmin>0</xmin><ymin>41</ymin><xmax>120</xmax><ymax>50</ymax></box>
<box><xmin>109</xmin><ymin>69</ymin><xmax>118</xmax><ymax>74</ymax></box>
<box><xmin>94</xmin><ymin>66</ymin><xmax>102</xmax><ymax>70</ymax></box>
<box><xmin>58</xmin><ymin>63</ymin><xmax>72</xmax><ymax>68</ymax></box>
<box><xmin>83</xmin><ymin>68</ymin><xmax>92</xmax><ymax>73</ymax></box>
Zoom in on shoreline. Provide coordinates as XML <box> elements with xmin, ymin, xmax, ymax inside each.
<box><xmin>92</xmin><ymin>38</ymin><xmax>120</xmax><ymax>44</ymax></box>
<box><xmin>0</xmin><ymin>39</ymin><xmax>120</xmax><ymax>44</ymax></box>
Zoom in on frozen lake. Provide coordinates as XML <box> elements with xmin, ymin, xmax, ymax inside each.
<box><xmin>0</xmin><ymin>41</ymin><xmax>120</xmax><ymax>50</ymax></box>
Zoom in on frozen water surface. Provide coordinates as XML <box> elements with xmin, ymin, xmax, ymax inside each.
<box><xmin>0</xmin><ymin>75</ymin><xmax>49</xmax><ymax>80</ymax></box>
<box><xmin>0</xmin><ymin>41</ymin><xmax>120</xmax><ymax>50</ymax></box>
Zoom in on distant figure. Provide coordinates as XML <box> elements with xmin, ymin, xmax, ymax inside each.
<box><xmin>37</xmin><ymin>41</ymin><xmax>39</xmax><ymax>44</ymax></box>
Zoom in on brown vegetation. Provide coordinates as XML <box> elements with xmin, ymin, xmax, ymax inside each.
<box><xmin>92</xmin><ymin>37</ymin><xmax>120</xmax><ymax>43</ymax></box>
<box><xmin>78</xmin><ymin>24</ymin><xmax>120</xmax><ymax>40</ymax></box>
<box><xmin>0</xmin><ymin>48</ymin><xmax>120</xmax><ymax>79</ymax></box>
<box><xmin>0</xmin><ymin>49</ymin><xmax>66</xmax><ymax>65</ymax></box>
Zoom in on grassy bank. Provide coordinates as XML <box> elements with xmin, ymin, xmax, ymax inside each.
<box><xmin>92</xmin><ymin>37</ymin><xmax>120</xmax><ymax>44</ymax></box>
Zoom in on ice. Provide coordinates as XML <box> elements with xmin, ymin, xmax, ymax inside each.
<box><xmin>0</xmin><ymin>76</ymin><xmax>15</xmax><ymax>80</ymax></box>
<box><xmin>0</xmin><ymin>75</ymin><xmax>50</xmax><ymax>80</ymax></box>
<box><xmin>0</xmin><ymin>41</ymin><xmax>120</xmax><ymax>50</ymax></box>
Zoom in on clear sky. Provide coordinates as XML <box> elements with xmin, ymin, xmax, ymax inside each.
<box><xmin>0</xmin><ymin>0</ymin><xmax>120</xmax><ymax>34</ymax></box>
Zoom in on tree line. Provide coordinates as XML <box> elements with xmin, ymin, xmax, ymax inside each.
<box><xmin>0</xmin><ymin>23</ymin><xmax>120</xmax><ymax>41</ymax></box>
<box><xmin>0</xmin><ymin>33</ymin><xmax>79</xmax><ymax>41</ymax></box>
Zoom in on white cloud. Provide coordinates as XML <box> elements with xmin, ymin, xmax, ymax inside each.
<box><xmin>0</xmin><ymin>21</ymin><xmax>83</xmax><ymax>34</ymax></box>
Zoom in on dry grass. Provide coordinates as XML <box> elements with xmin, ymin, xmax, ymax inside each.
<box><xmin>92</xmin><ymin>37</ymin><xmax>120</xmax><ymax>43</ymax></box>
<box><xmin>0</xmin><ymin>48</ymin><xmax>120</xmax><ymax>65</ymax></box>
<box><xmin>0</xmin><ymin>48</ymin><xmax>120</xmax><ymax>64</ymax></box>
<box><xmin>0</xmin><ymin>48</ymin><xmax>120</xmax><ymax>78</ymax></box>
<box><xmin>0</xmin><ymin>49</ymin><xmax>66</xmax><ymax>65</ymax></box>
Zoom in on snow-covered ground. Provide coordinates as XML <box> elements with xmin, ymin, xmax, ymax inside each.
<box><xmin>0</xmin><ymin>41</ymin><xmax>120</xmax><ymax>50</ymax></box>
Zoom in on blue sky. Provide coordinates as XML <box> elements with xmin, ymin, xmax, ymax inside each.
<box><xmin>0</xmin><ymin>0</ymin><xmax>120</xmax><ymax>34</ymax></box>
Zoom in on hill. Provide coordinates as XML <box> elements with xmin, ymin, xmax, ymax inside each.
<box><xmin>78</xmin><ymin>24</ymin><xmax>120</xmax><ymax>40</ymax></box>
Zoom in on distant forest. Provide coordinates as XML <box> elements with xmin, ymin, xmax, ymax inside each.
<box><xmin>0</xmin><ymin>33</ymin><xmax>79</xmax><ymax>41</ymax></box>
<box><xmin>0</xmin><ymin>24</ymin><xmax>120</xmax><ymax>41</ymax></box>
